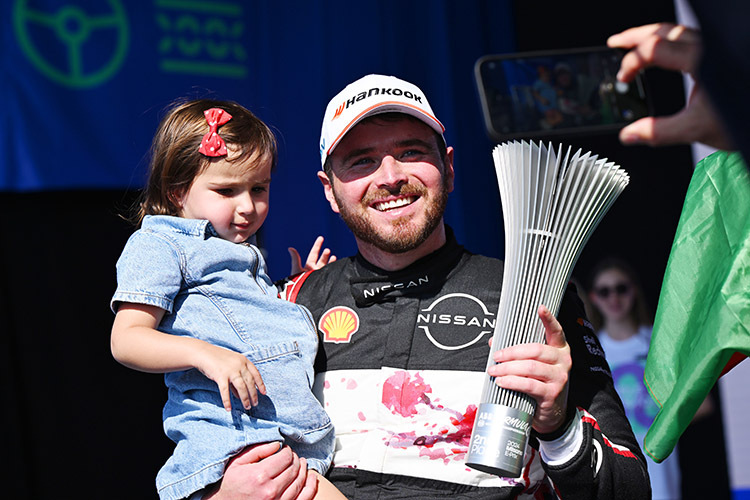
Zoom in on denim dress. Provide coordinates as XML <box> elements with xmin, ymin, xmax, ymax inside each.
<box><xmin>111</xmin><ymin>216</ymin><xmax>333</xmax><ymax>500</ymax></box>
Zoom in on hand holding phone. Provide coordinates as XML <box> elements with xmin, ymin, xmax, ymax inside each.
<box><xmin>475</xmin><ymin>47</ymin><xmax>652</xmax><ymax>142</ymax></box>
<box><xmin>608</xmin><ymin>23</ymin><xmax>733</xmax><ymax>150</ymax></box>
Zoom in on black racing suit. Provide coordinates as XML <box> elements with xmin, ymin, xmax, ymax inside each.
<box><xmin>281</xmin><ymin>228</ymin><xmax>650</xmax><ymax>499</ymax></box>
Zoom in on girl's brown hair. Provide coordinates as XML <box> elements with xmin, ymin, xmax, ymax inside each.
<box><xmin>134</xmin><ymin>98</ymin><xmax>277</xmax><ymax>225</ymax></box>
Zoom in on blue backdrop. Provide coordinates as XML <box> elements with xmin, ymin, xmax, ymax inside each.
<box><xmin>3</xmin><ymin>0</ymin><xmax>515</xmax><ymax>277</ymax></box>
<box><xmin>7</xmin><ymin>3</ymin><xmax>732</xmax><ymax>498</ymax></box>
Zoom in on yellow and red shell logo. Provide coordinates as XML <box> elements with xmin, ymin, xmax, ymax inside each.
<box><xmin>318</xmin><ymin>306</ymin><xmax>359</xmax><ymax>343</ymax></box>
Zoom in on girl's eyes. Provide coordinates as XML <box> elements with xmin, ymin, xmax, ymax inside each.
<box><xmin>214</xmin><ymin>186</ymin><xmax>268</xmax><ymax>196</ymax></box>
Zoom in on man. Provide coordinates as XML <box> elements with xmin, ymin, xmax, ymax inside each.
<box><xmin>212</xmin><ymin>74</ymin><xmax>650</xmax><ymax>499</ymax></box>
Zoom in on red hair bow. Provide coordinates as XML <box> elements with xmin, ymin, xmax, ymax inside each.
<box><xmin>199</xmin><ymin>108</ymin><xmax>233</xmax><ymax>157</ymax></box>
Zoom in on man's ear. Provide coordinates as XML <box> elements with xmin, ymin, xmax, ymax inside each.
<box><xmin>317</xmin><ymin>171</ymin><xmax>340</xmax><ymax>214</ymax></box>
<box><xmin>444</xmin><ymin>146</ymin><xmax>455</xmax><ymax>193</ymax></box>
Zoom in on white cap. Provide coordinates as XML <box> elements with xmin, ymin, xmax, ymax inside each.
<box><xmin>319</xmin><ymin>74</ymin><xmax>445</xmax><ymax>168</ymax></box>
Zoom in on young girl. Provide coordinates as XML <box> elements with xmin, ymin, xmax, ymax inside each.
<box><xmin>110</xmin><ymin>99</ymin><xmax>343</xmax><ymax>500</ymax></box>
<box><xmin>587</xmin><ymin>258</ymin><xmax>681</xmax><ymax>500</ymax></box>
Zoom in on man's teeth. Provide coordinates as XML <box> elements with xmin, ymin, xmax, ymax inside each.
<box><xmin>375</xmin><ymin>197</ymin><xmax>416</xmax><ymax>211</ymax></box>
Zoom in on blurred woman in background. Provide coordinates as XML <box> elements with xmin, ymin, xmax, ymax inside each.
<box><xmin>588</xmin><ymin>258</ymin><xmax>681</xmax><ymax>500</ymax></box>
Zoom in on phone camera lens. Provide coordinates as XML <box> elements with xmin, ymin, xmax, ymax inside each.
<box><xmin>615</xmin><ymin>81</ymin><xmax>630</xmax><ymax>94</ymax></box>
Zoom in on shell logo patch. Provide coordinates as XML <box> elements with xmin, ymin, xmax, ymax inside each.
<box><xmin>319</xmin><ymin>306</ymin><xmax>359</xmax><ymax>343</ymax></box>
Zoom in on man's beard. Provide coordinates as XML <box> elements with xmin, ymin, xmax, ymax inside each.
<box><xmin>332</xmin><ymin>179</ymin><xmax>450</xmax><ymax>254</ymax></box>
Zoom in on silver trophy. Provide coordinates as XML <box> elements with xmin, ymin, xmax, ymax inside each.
<box><xmin>465</xmin><ymin>141</ymin><xmax>629</xmax><ymax>477</ymax></box>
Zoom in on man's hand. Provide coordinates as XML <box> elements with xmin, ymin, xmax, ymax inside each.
<box><xmin>289</xmin><ymin>236</ymin><xmax>337</xmax><ymax>275</ymax></box>
<box><xmin>206</xmin><ymin>443</ymin><xmax>318</xmax><ymax>500</ymax></box>
<box><xmin>487</xmin><ymin>305</ymin><xmax>571</xmax><ymax>435</ymax></box>
<box><xmin>607</xmin><ymin>22</ymin><xmax>733</xmax><ymax>150</ymax></box>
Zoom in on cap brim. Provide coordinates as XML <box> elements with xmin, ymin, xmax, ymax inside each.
<box><xmin>326</xmin><ymin>101</ymin><xmax>445</xmax><ymax>159</ymax></box>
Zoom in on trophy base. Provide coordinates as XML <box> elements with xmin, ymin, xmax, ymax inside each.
<box><xmin>465</xmin><ymin>402</ymin><xmax>534</xmax><ymax>478</ymax></box>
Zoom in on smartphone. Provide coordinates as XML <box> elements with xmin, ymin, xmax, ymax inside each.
<box><xmin>474</xmin><ymin>47</ymin><xmax>651</xmax><ymax>142</ymax></box>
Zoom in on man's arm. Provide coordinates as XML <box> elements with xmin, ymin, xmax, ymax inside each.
<box><xmin>541</xmin><ymin>286</ymin><xmax>650</xmax><ymax>499</ymax></box>
<box><xmin>487</xmin><ymin>288</ymin><xmax>650</xmax><ymax>498</ymax></box>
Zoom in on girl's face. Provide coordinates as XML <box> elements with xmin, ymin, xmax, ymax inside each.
<box><xmin>589</xmin><ymin>268</ymin><xmax>635</xmax><ymax>323</ymax></box>
<box><xmin>176</xmin><ymin>149</ymin><xmax>272</xmax><ymax>243</ymax></box>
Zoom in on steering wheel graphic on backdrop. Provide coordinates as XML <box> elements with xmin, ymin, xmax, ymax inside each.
<box><xmin>13</xmin><ymin>0</ymin><xmax>129</xmax><ymax>88</ymax></box>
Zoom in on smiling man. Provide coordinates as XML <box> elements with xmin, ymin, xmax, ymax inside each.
<box><xmin>319</xmin><ymin>108</ymin><xmax>452</xmax><ymax>268</ymax></box>
<box><xmin>212</xmin><ymin>74</ymin><xmax>650</xmax><ymax>500</ymax></box>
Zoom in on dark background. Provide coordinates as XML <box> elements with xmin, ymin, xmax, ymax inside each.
<box><xmin>1</xmin><ymin>1</ymin><xmax>731</xmax><ymax>498</ymax></box>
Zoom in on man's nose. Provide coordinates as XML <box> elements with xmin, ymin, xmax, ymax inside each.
<box><xmin>376</xmin><ymin>155</ymin><xmax>408</xmax><ymax>188</ymax></box>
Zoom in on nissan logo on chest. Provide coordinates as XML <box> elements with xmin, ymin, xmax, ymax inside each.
<box><xmin>417</xmin><ymin>293</ymin><xmax>496</xmax><ymax>351</ymax></box>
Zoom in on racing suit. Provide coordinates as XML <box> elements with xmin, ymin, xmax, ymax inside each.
<box><xmin>282</xmin><ymin>228</ymin><xmax>650</xmax><ymax>499</ymax></box>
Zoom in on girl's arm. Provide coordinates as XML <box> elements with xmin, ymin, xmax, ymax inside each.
<box><xmin>111</xmin><ymin>303</ymin><xmax>265</xmax><ymax>410</ymax></box>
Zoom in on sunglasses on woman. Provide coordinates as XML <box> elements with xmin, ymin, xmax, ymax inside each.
<box><xmin>593</xmin><ymin>282</ymin><xmax>631</xmax><ymax>299</ymax></box>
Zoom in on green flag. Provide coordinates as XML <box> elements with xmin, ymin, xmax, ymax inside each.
<box><xmin>644</xmin><ymin>150</ymin><xmax>750</xmax><ymax>463</ymax></box>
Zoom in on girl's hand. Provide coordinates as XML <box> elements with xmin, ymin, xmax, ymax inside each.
<box><xmin>112</xmin><ymin>303</ymin><xmax>265</xmax><ymax>411</ymax></box>
<box><xmin>195</xmin><ymin>343</ymin><xmax>266</xmax><ymax>411</ymax></box>
<box><xmin>288</xmin><ymin>236</ymin><xmax>337</xmax><ymax>275</ymax></box>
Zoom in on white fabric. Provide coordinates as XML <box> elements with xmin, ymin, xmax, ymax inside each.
<box><xmin>539</xmin><ymin>409</ymin><xmax>584</xmax><ymax>466</ymax></box>
<box><xmin>598</xmin><ymin>326</ymin><xmax>682</xmax><ymax>500</ymax></box>
<box><xmin>313</xmin><ymin>368</ymin><xmax>549</xmax><ymax>490</ymax></box>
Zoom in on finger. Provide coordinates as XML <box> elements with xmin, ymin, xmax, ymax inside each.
<box><xmin>305</xmin><ymin>236</ymin><xmax>325</xmax><ymax>266</ymax></box>
<box><xmin>276</xmin><ymin>453</ymin><xmax>305</xmax><ymax>500</ymax></box>
<box><xmin>616</xmin><ymin>33</ymin><xmax>700</xmax><ymax>83</ymax></box>
<box><xmin>232</xmin><ymin>375</ymin><xmax>256</xmax><ymax>409</ymax></box>
<box><xmin>218</xmin><ymin>381</ymin><xmax>233</xmax><ymax>412</ymax></box>
<box><xmin>489</xmin><ymin>359</ymin><xmax>568</xmax><ymax>405</ymax></box>
<box><xmin>278</xmin><ymin>461</ymin><xmax>308</xmax><ymax>500</ymax></box>
<box><xmin>607</xmin><ymin>22</ymin><xmax>674</xmax><ymax>48</ymax></box>
<box><xmin>539</xmin><ymin>305</ymin><xmax>566</xmax><ymax>349</ymax></box>
<box><xmin>619</xmin><ymin>108</ymin><xmax>709</xmax><ymax>147</ymax></box>
<box><xmin>245</xmin><ymin>444</ymin><xmax>297</xmax><ymax>480</ymax></box>
<box><xmin>328</xmin><ymin>255</ymin><xmax>337</xmax><ymax>264</ymax></box>
<box><xmin>315</xmin><ymin>247</ymin><xmax>331</xmax><ymax>267</ymax></box>
<box><xmin>269</xmin><ymin>446</ymin><xmax>299</xmax><ymax>480</ymax></box>
<box><xmin>490</xmin><ymin>351</ymin><xmax>567</xmax><ymax>382</ymax></box>
<box><xmin>248</xmin><ymin>364</ymin><xmax>267</xmax><ymax>395</ymax></box>
<box><xmin>288</xmin><ymin>247</ymin><xmax>303</xmax><ymax>275</ymax></box>
<box><xmin>620</xmin><ymin>88</ymin><xmax>731</xmax><ymax>149</ymax></box>
<box><xmin>493</xmin><ymin>342</ymin><xmax>556</xmax><ymax>364</ymax></box>
<box><xmin>619</xmin><ymin>115</ymin><xmax>679</xmax><ymax>147</ymax></box>
<box><xmin>228</xmin><ymin>441</ymin><xmax>283</xmax><ymax>467</ymax></box>
<box><xmin>489</xmin><ymin>358</ymin><xmax>554</xmax><ymax>381</ymax></box>
<box><xmin>295</xmin><ymin>468</ymin><xmax>319</xmax><ymax>500</ymax></box>
<box><xmin>280</xmin><ymin>458</ymin><xmax>315</xmax><ymax>500</ymax></box>
<box><xmin>608</xmin><ymin>22</ymin><xmax>699</xmax><ymax>48</ymax></box>
<box><xmin>492</xmin><ymin>373</ymin><xmax>550</xmax><ymax>397</ymax></box>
